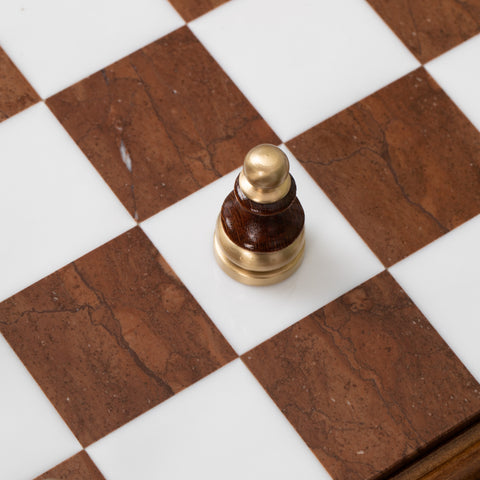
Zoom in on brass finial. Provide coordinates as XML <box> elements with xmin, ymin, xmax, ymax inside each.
<box><xmin>238</xmin><ymin>144</ymin><xmax>291</xmax><ymax>203</ymax></box>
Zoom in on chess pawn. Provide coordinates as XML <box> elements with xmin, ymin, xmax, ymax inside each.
<box><xmin>214</xmin><ymin>144</ymin><xmax>305</xmax><ymax>285</ymax></box>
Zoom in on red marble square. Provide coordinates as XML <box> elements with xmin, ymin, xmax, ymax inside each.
<box><xmin>0</xmin><ymin>47</ymin><xmax>39</xmax><ymax>122</ymax></box>
<box><xmin>243</xmin><ymin>271</ymin><xmax>480</xmax><ymax>480</ymax></box>
<box><xmin>35</xmin><ymin>451</ymin><xmax>104</xmax><ymax>480</ymax></box>
<box><xmin>47</xmin><ymin>26</ymin><xmax>279</xmax><ymax>221</ymax></box>
<box><xmin>168</xmin><ymin>0</ymin><xmax>229</xmax><ymax>21</ymax></box>
<box><xmin>366</xmin><ymin>0</ymin><xmax>480</xmax><ymax>63</ymax></box>
<box><xmin>0</xmin><ymin>227</ymin><xmax>236</xmax><ymax>446</ymax></box>
<box><xmin>288</xmin><ymin>67</ymin><xmax>480</xmax><ymax>267</ymax></box>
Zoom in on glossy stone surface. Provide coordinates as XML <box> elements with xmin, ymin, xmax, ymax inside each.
<box><xmin>47</xmin><ymin>26</ymin><xmax>279</xmax><ymax>221</ymax></box>
<box><xmin>366</xmin><ymin>0</ymin><xmax>480</xmax><ymax>63</ymax></box>
<box><xmin>0</xmin><ymin>47</ymin><xmax>39</xmax><ymax>122</ymax></box>
<box><xmin>0</xmin><ymin>227</ymin><xmax>236</xmax><ymax>446</ymax></box>
<box><xmin>1</xmin><ymin>1</ymin><xmax>480</xmax><ymax>477</ymax></box>
<box><xmin>35</xmin><ymin>451</ymin><xmax>104</xmax><ymax>480</ymax></box>
<box><xmin>243</xmin><ymin>271</ymin><xmax>480</xmax><ymax>480</ymax></box>
<box><xmin>288</xmin><ymin>67</ymin><xmax>480</xmax><ymax>267</ymax></box>
<box><xmin>169</xmin><ymin>0</ymin><xmax>229</xmax><ymax>21</ymax></box>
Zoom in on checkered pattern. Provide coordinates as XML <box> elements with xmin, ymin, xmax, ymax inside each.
<box><xmin>0</xmin><ymin>0</ymin><xmax>479</xmax><ymax>479</ymax></box>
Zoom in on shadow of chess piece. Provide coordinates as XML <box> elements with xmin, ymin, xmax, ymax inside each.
<box><xmin>214</xmin><ymin>144</ymin><xmax>305</xmax><ymax>285</ymax></box>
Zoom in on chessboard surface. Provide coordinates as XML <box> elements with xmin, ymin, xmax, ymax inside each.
<box><xmin>0</xmin><ymin>1</ymin><xmax>479</xmax><ymax>479</ymax></box>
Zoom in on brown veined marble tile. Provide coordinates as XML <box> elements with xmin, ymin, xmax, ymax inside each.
<box><xmin>47</xmin><ymin>26</ymin><xmax>279</xmax><ymax>222</ymax></box>
<box><xmin>168</xmin><ymin>0</ymin><xmax>229</xmax><ymax>21</ymax></box>
<box><xmin>287</xmin><ymin>67</ymin><xmax>480</xmax><ymax>267</ymax></box>
<box><xmin>242</xmin><ymin>271</ymin><xmax>480</xmax><ymax>480</ymax></box>
<box><xmin>35</xmin><ymin>450</ymin><xmax>104</xmax><ymax>480</ymax></box>
<box><xmin>366</xmin><ymin>0</ymin><xmax>480</xmax><ymax>63</ymax></box>
<box><xmin>0</xmin><ymin>227</ymin><xmax>236</xmax><ymax>446</ymax></box>
<box><xmin>0</xmin><ymin>47</ymin><xmax>39</xmax><ymax>122</ymax></box>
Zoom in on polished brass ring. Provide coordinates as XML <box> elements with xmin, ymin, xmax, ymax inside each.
<box><xmin>213</xmin><ymin>217</ymin><xmax>305</xmax><ymax>285</ymax></box>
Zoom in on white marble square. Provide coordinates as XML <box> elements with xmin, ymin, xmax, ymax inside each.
<box><xmin>390</xmin><ymin>215</ymin><xmax>480</xmax><ymax>383</ymax></box>
<box><xmin>87</xmin><ymin>359</ymin><xmax>331</xmax><ymax>480</ymax></box>
<box><xmin>190</xmin><ymin>0</ymin><xmax>419</xmax><ymax>141</ymax></box>
<box><xmin>0</xmin><ymin>333</ymin><xmax>81</xmax><ymax>479</ymax></box>
<box><xmin>0</xmin><ymin>103</ymin><xmax>135</xmax><ymax>303</ymax></box>
<box><xmin>141</xmin><ymin>145</ymin><xmax>383</xmax><ymax>354</ymax></box>
<box><xmin>426</xmin><ymin>34</ymin><xmax>480</xmax><ymax>132</ymax></box>
<box><xmin>0</xmin><ymin>0</ymin><xmax>184</xmax><ymax>98</ymax></box>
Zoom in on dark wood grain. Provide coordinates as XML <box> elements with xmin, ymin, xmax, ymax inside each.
<box><xmin>168</xmin><ymin>0</ymin><xmax>229</xmax><ymax>21</ymax></box>
<box><xmin>366</xmin><ymin>0</ymin><xmax>480</xmax><ymax>63</ymax></box>
<box><xmin>388</xmin><ymin>420</ymin><xmax>480</xmax><ymax>480</ymax></box>
<box><xmin>242</xmin><ymin>271</ymin><xmax>480</xmax><ymax>480</ymax></box>
<box><xmin>47</xmin><ymin>26</ymin><xmax>279</xmax><ymax>221</ymax></box>
<box><xmin>0</xmin><ymin>227</ymin><xmax>236</xmax><ymax>446</ymax></box>
<box><xmin>288</xmin><ymin>67</ymin><xmax>480</xmax><ymax>267</ymax></box>
<box><xmin>0</xmin><ymin>47</ymin><xmax>39</xmax><ymax>122</ymax></box>
<box><xmin>35</xmin><ymin>451</ymin><xmax>104</xmax><ymax>480</ymax></box>
<box><xmin>221</xmin><ymin>175</ymin><xmax>305</xmax><ymax>252</ymax></box>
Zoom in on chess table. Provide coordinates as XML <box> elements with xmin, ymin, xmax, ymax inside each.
<box><xmin>0</xmin><ymin>0</ymin><xmax>480</xmax><ymax>479</ymax></box>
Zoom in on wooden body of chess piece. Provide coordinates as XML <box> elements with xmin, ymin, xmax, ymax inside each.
<box><xmin>214</xmin><ymin>144</ymin><xmax>305</xmax><ymax>285</ymax></box>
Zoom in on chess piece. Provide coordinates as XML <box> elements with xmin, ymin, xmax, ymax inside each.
<box><xmin>214</xmin><ymin>144</ymin><xmax>305</xmax><ymax>285</ymax></box>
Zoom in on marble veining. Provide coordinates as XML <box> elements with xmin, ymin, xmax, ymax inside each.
<box><xmin>35</xmin><ymin>451</ymin><xmax>104</xmax><ymax>480</ymax></box>
<box><xmin>0</xmin><ymin>47</ymin><xmax>39</xmax><ymax>122</ymax></box>
<box><xmin>0</xmin><ymin>228</ymin><xmax>236</xmax><ymax>446</ymax></box>
<box><xmin>367</xmin><ymin>0</ymin><xmax>480</xmax><ymax>63</ymax></box>
<box><xmin>243</xmin><ymin>271</ymin><xmax>480</xmax><ymax>480</ymax></box>
<box><xmin>288</xmin><ymin>67</ymin><xmax>480</xmax><ymax>266</ymax></box>
<box><xmin>47</xmin><ymin>26</ymin><xmax>279</xmax><ymax>222</ymax></box>
<box><xmin>168</xmin><ymin>0</ymin><xmax>229</xmax><ymax>21</ymax></box>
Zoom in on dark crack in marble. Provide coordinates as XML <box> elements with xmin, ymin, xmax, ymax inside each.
<box><xmin>35</xmin><ymin>451</ymin><xmax>104</xmax><ymax>480</ymax></box>
<box><xmin>243</xmin><ymin>271</ymin><xmax>480</xmax><ymax>480</ymax></box>
<box><xmin>366</xmin><ymin>0</ymin><xmax>480</xmax><ymax>63</ymax></box>
<box><xmin>47</xmin><ymin>26</ymin><xmax>279</xmax><ymax>221</ymax></box>
<box><xmin>0</xmin><ymin>47</ymin><xmax>39</xmax><ymax>122</ymax></box>
<box><xmin>288</xmin><ymin>67</ymin><xmax>480</xmax><ymax>267</ymax></box>
<box><xmin>0</xmin><ymin>227</ymin><xmax>236</xmax><ymax>446</ymax></box>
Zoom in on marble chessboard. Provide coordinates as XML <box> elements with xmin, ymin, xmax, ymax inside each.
<box><xmin>1</xmin><ymin>0</ymin><xmax>480</xmax><ymax>479</ymax></box>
